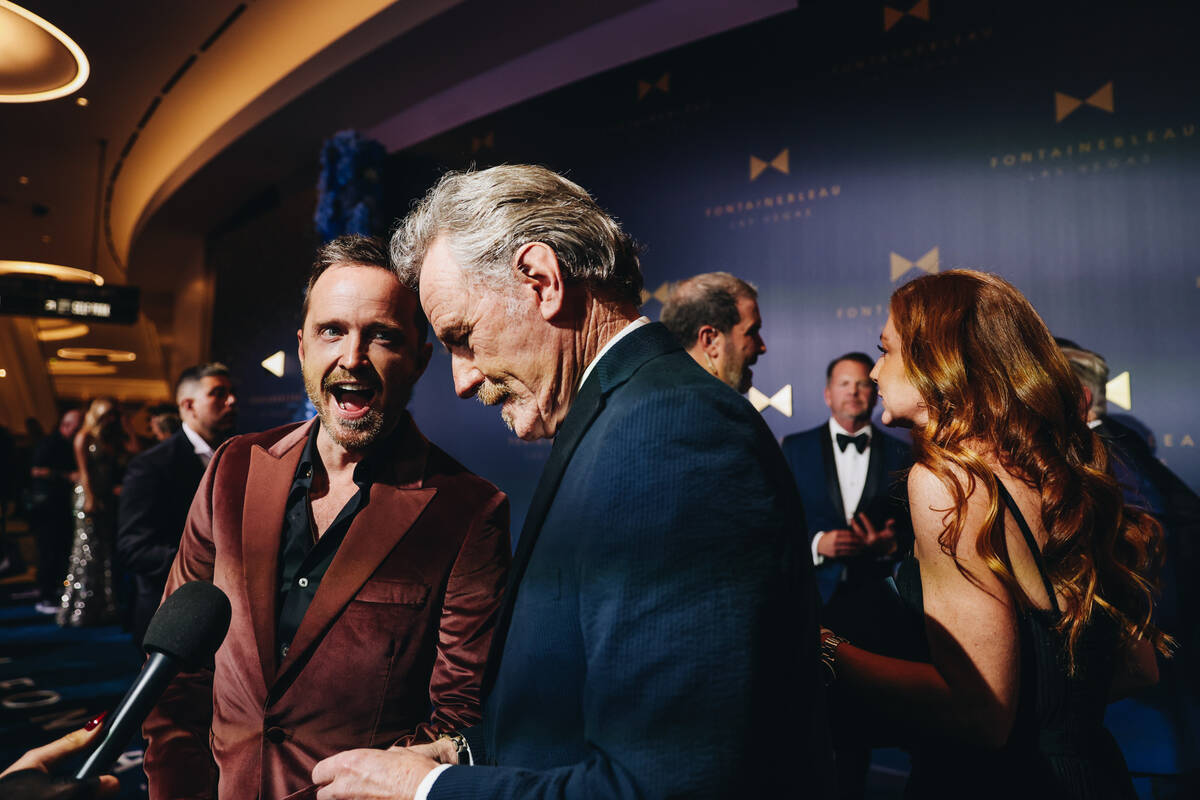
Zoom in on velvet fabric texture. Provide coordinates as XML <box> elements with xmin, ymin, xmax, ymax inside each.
<box><xmin>142</xmin><ymin>414</ymin><xmax>509</xmax><ymax>800</ymax></box>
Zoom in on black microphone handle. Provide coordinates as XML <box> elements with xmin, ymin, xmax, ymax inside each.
<box><xmin>74</xmin><ymin>651</ymin><xmax>180</xmax><ymax>779</ymax></box>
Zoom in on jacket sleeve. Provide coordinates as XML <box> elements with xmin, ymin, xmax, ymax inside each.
<box><xmin>141</xmin><ymin>442</ymin><xmax>228</xmax><ymax>800</ymax></box>
<box><xmin>394</xmin><ymin>490</ymin><xmax>511</xmax><ymax>745</ymax></box>
<box><xmin>116</xmin><ymin>452</ymin><xmax>178</xmax><ymax>581</ymax></box>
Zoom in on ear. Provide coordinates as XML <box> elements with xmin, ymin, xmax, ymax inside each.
<box><xmin>513</xmin><ymin>242</ymin><xmax>566</xmax><ymax>321</ymax></box>
<box><xmin>823</xmin><ymin>385</ymin><xmax>833</xmax><ymax>409</ymax></box>
<box><xmin>697</xmin><ymin>324</ymin><xmax>722</xmax><ymax>357</ymax></box>
<box><xmin>297</xmin><ymin>328</ymin><xmax>305</xmax><ymax>367</ymax></box>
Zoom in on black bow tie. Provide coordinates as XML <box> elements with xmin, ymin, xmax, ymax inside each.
<box><xmin>836</xmin><ymin>432</ymin><xmax>869</xmax><ymax>454</ymax></box>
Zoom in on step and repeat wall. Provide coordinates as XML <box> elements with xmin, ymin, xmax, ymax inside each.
<box><xmin>215</xmin><ymin>0</ymin><xmax>1200</xmax><ymax>533</ymax></box>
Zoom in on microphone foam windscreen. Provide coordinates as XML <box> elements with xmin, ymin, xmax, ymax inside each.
<box><xmin>143</xmin><ymin>581</ymin><xmax>232</xmax><ymax>668</ymax></box>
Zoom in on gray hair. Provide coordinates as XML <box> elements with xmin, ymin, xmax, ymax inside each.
<box><xmin>660</xmin><ymin>271</ymin><xmax>757</xmax><ymax>347</ymax></box>
<box><xmin>1060</xmin><ymin>346</ymin><xmax>1108</xmax><ymax>417</ymax></box>
<box><xmin>390</xmin><ymin>165</ymin><xmax>644</xmax><ymax>306</ymax></box>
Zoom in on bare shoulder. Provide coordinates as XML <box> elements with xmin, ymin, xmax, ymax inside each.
<box><xmin>907</xmin><ymin>460</ymin><xmax>1000</xmax><ymax>575</ymax></box>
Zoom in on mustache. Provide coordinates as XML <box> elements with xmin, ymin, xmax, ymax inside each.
<box><xmin>322</xmin><ymin>368</ymin><xmax>381</xmax><ymax>393</ymax></box>
<box><xmin>476</xmin><ymin>379</ymin><xmax>510</xmax><ymax>406</ymax></box>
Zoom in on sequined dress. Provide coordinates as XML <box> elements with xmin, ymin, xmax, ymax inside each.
<box><xmin>57</xmin><ymin>440</ymin><xmax>118</xmax><ymax>627</ymax></box>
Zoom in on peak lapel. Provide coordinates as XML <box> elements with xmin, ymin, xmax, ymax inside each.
<box><xmin>482</xmin><ymin>323</ymin><xmax>680</xmax><ymax>696</ymax></box>
<box><xmin>242</xmin><ymin>441</ymin><xmax>306</xmax><ymax>686</ymax></box>
<box><xmin>274</xmin><ymin>484</ymin><xmax>436</xmax><ymax>683</ymax></box>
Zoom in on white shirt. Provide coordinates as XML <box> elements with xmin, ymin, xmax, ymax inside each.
<box><xmin>811</xmin><ymin>418</ymin><xmax>872</xmax><ymax>565</ymax></box>
<box><xmin>181</xmin><ymin>423</ymin><xmax>215</xmax><ymax>467</ymax></box>
<box><xmin>415</xmin><ymin>315</ymin><xmax>650</xmax><ymax>800</ymax></box>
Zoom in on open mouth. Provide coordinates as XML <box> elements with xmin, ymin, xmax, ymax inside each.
<box><xmin>328</xmin><ymin>383</ymin><xmax>377</xmax><ymax>416</ymax></box>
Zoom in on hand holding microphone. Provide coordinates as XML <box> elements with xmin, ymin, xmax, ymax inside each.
<box><xmin>75</xmin><ymin>580</ymin><xmax>232</xmax><ymax>780</ymax></box>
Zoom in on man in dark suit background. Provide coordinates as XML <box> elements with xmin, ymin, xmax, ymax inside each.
<box><xmin>116</xmin><ymin>363</ymin><xmax>237</xmax><ymax>646</ymax></box>
<box><xmin>781</xmin><ymin>352</ymin><xmax>912</xmax><ymax>799</ymax></box>
<box><xmin>659</xmin><ymin>271</ymin><xmax>766</xmax><ymax>393</ymax></box>
<box><xmin>311</xmin><ymin>165</ymin><xmax>829</xmax><ymax>799</ymax></box>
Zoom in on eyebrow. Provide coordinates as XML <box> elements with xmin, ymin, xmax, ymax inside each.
<box><xmin>438</xmin><ymin>321</ymin><xmax>471</xmax><ymax>347</ymax></box>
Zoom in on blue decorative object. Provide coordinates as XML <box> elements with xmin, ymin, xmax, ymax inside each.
<box><xmin>314</xmin><ymin>130</ymin><xmax>386</xmax><ymax>242</ymax></box>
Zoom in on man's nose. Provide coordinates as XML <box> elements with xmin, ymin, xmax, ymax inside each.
<box><xmin>337</xmin><ymin>332</ymin><xmax>370</xmax><ymax>368</ymax></box>
<box><xmin>450</xmin><ymin>355</ymin><xmax>484</xmax><ymax>398</ymax></box>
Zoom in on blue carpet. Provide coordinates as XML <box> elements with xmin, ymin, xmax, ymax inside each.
<box><xmin>1</xmin><ymin>591</ymin><xmax>149</xmax><ymax>799</ymax></box>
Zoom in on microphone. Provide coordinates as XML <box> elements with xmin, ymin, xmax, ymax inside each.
<box><xmin>75</xmin><ymin>581</ymin><xmax>231</xmax><ymax>779</ymax></box>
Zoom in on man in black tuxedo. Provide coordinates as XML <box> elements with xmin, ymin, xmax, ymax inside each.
<box><xmin>117</xmin><ymin>363</ymin><xmax>237</xmax><ymax>645</ymax></box>
<box><xmin>781</xmin><ymin>352</ymin><xmax>912</xmax><ymax>798</ymax></box>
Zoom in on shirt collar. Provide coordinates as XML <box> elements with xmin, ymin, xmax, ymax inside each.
<box><xmin>181</xmin><ymin>423</ymin><xmax>214</xmax><ymax>460</ymax></box>
<box><xmin>828</xmin><ymin>417</ymin><xmax>872</xmax><ymax>440</ymax></box>
<box><xmin>578</xmin><ymin>316</ymin><xmax>651</xmax><ymax>391</ymax></box>
<box><xmin>293</xmin><ymin>417</ymin><xmax>393</xmax><ymax>489</ymax></box>
<box><xmin>1087</xmin><ymin>418</ymin><xmax>1103</xmax><ymax>429</ymax></box>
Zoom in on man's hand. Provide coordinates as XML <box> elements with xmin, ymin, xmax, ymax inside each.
<box><xmin>851</xmin><ymin>513</ymin><xmax>897</xmax><ymax>556</ymax></box>
<box><xmin>816</xmin><ymin>528</ymin><xmax>865</xmax><ymax>558</ymax></box>
<box><xmin>312</xmin><ymin>747</ymin><xmax>440</xmax><ymax>800</ymax></box>
<box><xmin>389</xmin><ymin>738</ymin><xmax>458</xmax><ymax>765</ymax></box>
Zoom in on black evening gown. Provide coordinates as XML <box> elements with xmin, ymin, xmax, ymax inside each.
<box><xmin>895</xmin><ymin>480</ymin><xmax>1137</xmax><ymax>800</ymax></box>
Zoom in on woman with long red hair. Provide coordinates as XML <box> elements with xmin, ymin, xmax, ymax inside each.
<box><xmin>823</xmin><ymin>270</ymin><xmax>1170</xmax><ymax>797</ymax></box>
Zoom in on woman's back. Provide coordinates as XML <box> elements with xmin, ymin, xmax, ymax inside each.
<box><xmin>898</xmin><ymin>472</ymin><xmax>1135</xmax><ymax>799</ymax></box>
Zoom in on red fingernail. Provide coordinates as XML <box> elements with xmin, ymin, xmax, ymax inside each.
<box><xmin>85</xmin><ymin>711</ymin><xmax>108</xmax><ymax>731</ymax></box>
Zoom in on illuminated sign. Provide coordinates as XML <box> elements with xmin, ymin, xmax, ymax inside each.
<box><xmin>0</xmin><ymin>276</ymin><xmax>139</xmax><ymax>324</ymax></box>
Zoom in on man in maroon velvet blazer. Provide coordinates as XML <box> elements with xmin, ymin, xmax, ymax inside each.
<box><xmin>142</xmin><ymin>235</ymin><xmax>510</xmax><ymax>800</ymax></box>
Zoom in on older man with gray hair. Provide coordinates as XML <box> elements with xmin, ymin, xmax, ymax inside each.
<box><xmin>660</xmin><ymin>271</ymin><xmax>766</xmax><ymax>393</ymax></box>
<box><xmin>312</xmin><ymin>165</ymin><xmax>828</xmax><ymax>800</ymax></box>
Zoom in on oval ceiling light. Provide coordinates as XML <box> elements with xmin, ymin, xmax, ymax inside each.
<box><xmin>0</xmin><ymin>259</ymin><xmax>104</xmax><ymax>284</ymax></box>
<box><xmin>47</xmin><ymin>360</ymin><xmax>118</xmax><ymax>376</ymax></box>
<box><xmin>35</xmin><ymin>318</ymin><xmax>90</xmax><ymax>341</ymax></box>
<box><xmin>55</xmin><ymin>347</ymin><xmax>136</xmax><ymax>363</ymax></box>
<box><xmin>0</xmin><ymin>1</ymin><xmax>90</xmax><ymax>102</ymax></box>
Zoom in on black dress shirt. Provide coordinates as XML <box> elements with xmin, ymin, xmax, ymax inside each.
<box><xmin>276</xmin><ymin>423</ymin><xmax>376</xmax><ymax>661</ymax></box>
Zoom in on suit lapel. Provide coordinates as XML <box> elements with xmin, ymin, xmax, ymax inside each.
<box><xmin>241</xmin><ymin>428</ymin><xmax>309</xmax><ymax>686</ymax></box>
<box><xmin>819</xmin><ymin>427</ymin><xmax>847</xmax><ymax>522</ymax></box>
<box><xmin>856</xmin><ymin>428</ymin><xmax>886</xmax><ymax>516</ymax></box>
<box><xmin>275</xmin><ymin>483</ymin><xmax>436</xmax><ymax>682</ymax></box>
<box><xmin>481</xmin><ymin>376</ymin><xmax>604</xmax><ymax>696</ymax></box>
<box><xmin>482</xmin><ymin>322</ymin><xmax>680</xmax><ymax>696</ymax></box>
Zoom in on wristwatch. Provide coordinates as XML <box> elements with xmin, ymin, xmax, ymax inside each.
<box><xmin>439</xmin><ymin>732</ymin><xmax>471</xmax><ymax>766</ymax></box>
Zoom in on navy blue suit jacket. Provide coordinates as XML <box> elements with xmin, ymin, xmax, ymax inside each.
<box><xmin>780</xmin><ymin>423</ymin><xmax>912</xmax><ymax>604</ymax></box>
<box><xmin>432</xmin><ymin>323</ymin><xmax>829</xmax><ymax>799</ymax></box>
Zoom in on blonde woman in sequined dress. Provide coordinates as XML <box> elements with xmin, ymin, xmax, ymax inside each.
<box><xmin>57</xmin><ymin>397</ymin><xmax>122</xmax><ymax>627</ymax></box>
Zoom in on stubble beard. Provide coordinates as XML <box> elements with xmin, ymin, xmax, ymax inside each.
<box><xmin>304</xmin><ymin>368</ymin><xmax>401</xmax><ymax>451</ymax></box>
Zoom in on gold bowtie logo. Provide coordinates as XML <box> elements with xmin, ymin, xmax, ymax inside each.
<box><xmin>471</xmin><ymin>132</ymin><xmax>494</xmax><ymax>152</ymax></box>
<box><xmin>748</xmin><ymin>384</ymin><xmax>793</xmax><ymax>417</ymax></box>
<box><xmin>890</xmin><ymin>246</ymin><xmax>939</xmax><ymax>282</ymax></box>
<box><xmin>639</xmin><ymin>282</ymin><xmax>671</xmax><ymax>306</ymax></box>
<box><xmin>1055</xmin><ymin>82</ymin><xmax>1113</xmax><ymax>123</ymax></box>
<box><xmin>749</xmin><ymin>148</ymin><xmax>789</xmax><ymax>181</ymax></box>
<box><xmin>637</xmin><ymin>73</ymin><xmax>670</xmax><ymax>101</ymax></box>
<box><xmin>884</xmin><ymin>0</ymin><xmax>930</xmax><ymax>32</ymax></box>
<box><xmin>1106</xmin><ymin>370</ymin><xmax>1131</xmax><ymax>411</ymax></box>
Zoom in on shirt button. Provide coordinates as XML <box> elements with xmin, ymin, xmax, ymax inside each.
<box><xmin>265</xmin><ymin>726</ymin><xmax>287</xmax><ymax>744</ymax></box>
<box><xmin>297</xmin><ymin>577</ymin><xmax>309</xmax><ymax>588</ymax></box>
